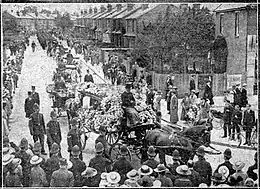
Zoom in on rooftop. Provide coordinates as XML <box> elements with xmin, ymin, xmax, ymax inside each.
<box><xmin>98</xmin><ymin>6</ymin><xmax>118</xmax><ymax>19</ymax></box>
<box><xmin>7</xmin><ymin>11</ymin><xmax>36</xmax><ymax>19</ymax></box>
<box><xmin>114</xmin><ymin>4</ymin><xmax>141</xmax><ymax>19</ymax></box>
<box><xmin>125</xmin><ymin>4</ymin><xmax>159</xmax><ymax>19</ymax></box>
<box><xmin>214</xmin><ymin>3</ymin><xmax>253</xmax><ymax>12</ymax></box>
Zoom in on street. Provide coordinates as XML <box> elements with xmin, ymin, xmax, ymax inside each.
<box><xmin>8</xmin><ymin>36</ymin><xmax>257</xmax><ymax>173</ymax></box>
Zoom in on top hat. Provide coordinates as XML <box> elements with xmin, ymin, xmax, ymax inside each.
<box><xmin>71</xmin><ymin>145</ymin><xmax>81</xmax><ymax>156</ymax></box>
<box><xmin>223</xmin><ymin>148</ymin><xmax>232</xmax><ymax>159</ymax></box>
<box><xmin>147</xmin><ymin>146</ymin><xmax>156</xmax><ymax>157</ymax></box>
<box><xmin>120</xmin><ymin>145</ymin><xmax>128</xmax><ymax>156</ymax></box>
<box><xmin>95</xmin><ymin>142</ymin><xmax>104</xmax><ymax>153</ymax></box>
<box><xmin>211</xmin><ymin>172</ymin><xmax>226</xmax><ymax>183</ymax></box>
<box><xmin>126</xmin><ymin>169</ymin><xmax>139</xmax><ymax>180</ymax></box>
<box><xmin>154</xmin><ymin>164</ymin><xmax>169</xmax><ymax>173</ymax></box>
<box><xmin>50</xmin><ymin>143</ymin><xmax>60</xmax><ymax>154</ymax></box>
<box><xmin>196</xmin><ymin>146</ymin><xmax>205</xmax><ymax>157</ymax></box>
<box><xmin>172</xmin><ymin>149</ymin><xmax>181</xmax><ymax>160</ymax></box>
<box><xmin>138</xmin><ymin>165</ymin><xmax>153</xmax><ymax>176</ymax></box>
<box><xmin>107</xmin><ymin>172</ymin><xmax>121</xmax><ymax>184</ymax></box>
<box><xmin>82</xmin><ymin>167</ymin><xmax>98</xmax><ymax>178</ymax></box>
<box><xmin>233</xmin><ymin>161</ymin><xmax>245</xmax><ymax>171</ymax></box>
<box><xmin>30</xmin><ymin>155</ymin><xmax>43</xmax><ymax>165</ymax></box>
<box><xmin>176</xmin><ymin>165</ymin><xmax>191</xmax><ymax>176</ymax></box>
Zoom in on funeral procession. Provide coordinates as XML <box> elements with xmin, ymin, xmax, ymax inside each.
<box><xmin>1</xmin><ymin>3</ymin><xmax>258</xmax><ymax>188</ymax></box>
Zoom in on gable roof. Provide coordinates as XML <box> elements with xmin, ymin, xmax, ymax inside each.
<box><xmin>98</xmin><ymin>7</ymin><xmax>118</xmax><ymax>19</ymax></box>
<box><xmin>106</xmin><ymin>5</ymin><xmax>128</xmax><ymax>19</ymax></box>
<box><xmin>214</xmin><ymin>4</ymin><xmax>251</xmax><ymax>13</ymax></box>
<box><xmin>7</xmin><ymin>11</ymin><xmax>36</xmax><ymax>19</ymax></box>
<box><xmin>125</xmin><ymin>4</ymin><xmax>159</xmax><ymax>19</ymax></box>
<box><xmin>114</xmin><ymin>4</ymin><xmax>141</xmax><ymax>19</ymax></box>
<box><xmin>91</xmin><ymin>10</ymin><xmax>108</xmax><ymax>19</ymax></box>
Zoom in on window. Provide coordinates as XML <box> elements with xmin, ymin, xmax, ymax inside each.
<box><xmin>220</xmin><ymin>13</ymin><xmax>224</xmax><ymax>34</ymax></box>
<box><xmin>132</xmin><ymin>20</ymin><xmax>135</xmax><ymax>32</ymax></box>
<box><xmin>127</xmin><ymin>20</ymin><xmax>131</xmax><ymax>33</ymax></box>
<box><xmin>235</xmin><ymin>12</ymin><xmax>239</xmax><ymax>37</ymax></box>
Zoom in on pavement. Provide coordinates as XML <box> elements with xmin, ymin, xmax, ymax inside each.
<box><xmin>8</xmin><ymin>36</ymin><xmax>258</xmax><ymax>174</ymax></box>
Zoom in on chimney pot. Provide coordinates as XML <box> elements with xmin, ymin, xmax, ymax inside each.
<box><xmin>142</xmin><ymin>4</ymin><xmax>149</xmax><ymax>10</ymax></box>
<box><xmin>89</xmin><ymin>8</ymin><xmax>93</xmax><ymax>14</ymax></box>
<box><xmin>100</xmin><ymin>5</ymin><xmax>106</xmax><ymax>13</ymax></box>
<box><xmin>127</xmin><ymin>4</ymin><xmax>134</xmax><ymax>11</ymax></box>
<box><xmin>107</xmin><ymin>4</ymin><xmax>112</xmax><ymax>12</ymax></box>
<box><xmin>116</xmin><ymin>4</ymin><xmax>122</xmax><ymax>11</ymax></box>
<box><xmin>94</xmin><ymin>7</ymin><xmax>98</xmax><ymax>14</ymax></box>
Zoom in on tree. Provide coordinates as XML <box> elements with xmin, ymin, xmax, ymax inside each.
<box><xmin>3</xmin><ymin>17</ymin><xmax>20</xmax><ymax>34</ymax></box>
<box><xmin>134</xmin><ymin>5</ymin><xmax>215</xmax><ymax>74</ymax></box>
<box><xmin>55</xmin><ymin>12</ymin><xmax>74</xmax><ymax>32</ymax></box>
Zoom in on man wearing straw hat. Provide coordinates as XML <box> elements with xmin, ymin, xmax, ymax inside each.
<box><xmin>124</xmin><ymin>169</ymin><xmax>140</xmax><ymax>187</ymax></box>
<box><xmin>107</xmin><ymin>172</ymin><xmax>121</xmax><ymax>187</ymax></box>
<box><xmin>211</xmin><ymin>172</ymin><xmax>229</xmax><ymax>187</ymax></box>
<box><xmin>137</xmin><ymin>165</ymin><xmax>154</xmax><ymax>187</ymax></box>
<box><xmin>32</xmin><ymin>141</ymin><xmax>46</xmax><ymax>169</ymax></box>
<box><xmin>3</xmin><ymin>153</ymin><xmax>15</xmax><ymax>186</ymax></box>
<box><xmin>70</xmin><ymin>145</ymin><xmax>87</xmax><ymax>186</ymax></box>
<box><xmin>193</xmin><ymin>146</ymin><xmax>212</xmax><ymax>186</ymax></box>
<box><xmin>30</xmin><ymin>155</ymin><xmax>48</xmax><ymax>187</ymax></box>
<box><xmin>50</xmin><ymin>158</ymin><xmax>74</xmax><ymax>187</ymax></box>
<box><xmin>154</xmin><ymin>164</ymin><xmax>173</xmax><ymax>187</ymax></box>
<box><xmin>230</xmin><ymin>160</ymin><xmax>248</xmax><ymax>186</ymax></box>
<box><xmin>174</xmin><ymin>165</ymin><xmax>192</xmax><ymax>187</ymax></box>
<box><xmin>112</xmin><ymin>145</ymin><xmax>133</xmax><ymax>184</ymax></box>
<box><xmin>5</xmin><ymin>156</ymin><xmax>23</xmax><ymax>187</ymax></box>
<box><xmin>81</xmin><ymin>167</ymin><xmax>99</xmax><ymax>187</ymax></box>
<box><xmin>143</xmin><ymin>146</ymin><xmax>160</xmax><ymax>177</ymax></box>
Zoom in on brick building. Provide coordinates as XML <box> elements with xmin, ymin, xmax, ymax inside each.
<box><xmin>214</xmin><ymin>4</ymin><xmax>257</xmax><ymax>95</ymax></box>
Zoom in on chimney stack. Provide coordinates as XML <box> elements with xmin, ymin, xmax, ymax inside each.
<box><xmin>193</xmin><ymin>4</ymin><xmax>201</xmax><ymax>11</ymax></box>
<box><xmin>94</xmin><ymin>7</ymin><xmax>98</xmax><ymax>14</ymax></box>
<box><xmin>142</xmin><ymin>4</ymin><xmax>149</xmax><ymax>10</ymax></box>
<box><xmin>89</xmin><ymin>7</ymin><xmax>93</xmax><ymax>14</ymax></box>
<box><xmin>107</xmin><ymin>4</ymin><xmax>112</xmax><ymax>12</ymax></box>
<box><xmin>16</xmin><ymin>11</ymin><xmax>20</xmax><ymax>16</ymax></box>
<box><xmin>180</xmin><ymin>4</ymin><xmax>188</xmax><ymax>11</ymax></box>
<box><xmin>100</xmin><ymin>5</ymin><xmax>106</xmax><ymax>13</ymax></box>
<box><xmin>127</xmin><ymin>4</ymin><xmax>134</xmax><ymax>12</ymax></box>
<box><xmin>116</xmin><ymin>4</ymin><xmax>122</xmax><ymax>11</ymax></box>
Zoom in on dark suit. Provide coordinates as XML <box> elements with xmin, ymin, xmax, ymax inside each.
<box><xmin>67</xmin><ymin>128</ymin><xmax>83</xmax><ymax>160</ymax></box>
<box><xmin>29</xmin><ymin>112</ymin><xmax>46</xmax><ymax>153</ymax></box>
<box><xmin>203</xmin><ymin>84</ymin><xmax>214</xmax><ymax>105</ymax></box>
<box><xmin>112</xmin><ymin>157</ymin><xmax>133</xmax><ymax>184</ymax></box>
<box><xmin>243</xmin><ymin>110</ymin><xmax>255</xmax><ymax>144</ymax></box>
<box><xmin>24</xmin><ymin>97</ymin><xmax>36</xmax><ymax>118</ymax></box>
<box><xmin>32</xmin><ymin>92</ymin><xmax>40</xmax><ymax>106</ymax></box>
<box><xmin>241</xmin><ymin>88</ymin><xmax>248</xmax><ymax>107</ymax></box>
<box><xmin>234</xmin><ymin>88</ymin><xmax>242</xmax><ymax>107</ymax></box>
<box><xmin>214</xmin><ymin>160</ymin><xmax>235</xmax><ymax>181</ymax></box>
<box><xmin>223</xmin><ymin>103</ymin><xmax>233</xmax><ymax>137</ymax></box>
<box><xmin>69</xmin><ymin>157</ymin><xmax>86</xmax><ymax>186</ymax></box>
<box><xmin>46</xmin><ymin>120</ymin><xmax>62</xmax><ymax>152</ymax></box>
<box><xmin>190</xmin><ymin>78</ymin><xmax>196</xmax><ymax>91</ymax></box>
<box><xmin>231</xmin><ymin>109</ymin><xmax>242</xmax><ymax>139</ymax></box>
<box><xmin>45</xmin><ymin>155</ymin><xmax>60</xmax><ymax>185</ymax></box>
<box><xmin>193</xmin><ymin>158</ymin><xmax>212</xmax><ymax>186</ymax></box>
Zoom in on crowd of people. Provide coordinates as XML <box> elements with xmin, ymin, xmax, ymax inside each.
<box><xmin>3</xmin><ymin>36</ymin><xmax>29</xmax><ymax>138</ymax></box>
<box><xmin>3</xmin><ymin>134</ymin><xmax>258</xmax><ymax>187</ymax></box>
<box><xmin>3</xmin><ymin>29</ymin><xmax>258</xmax><ymax>188</ymax></box>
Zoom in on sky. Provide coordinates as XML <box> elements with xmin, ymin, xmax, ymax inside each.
<box><xmin>2</xmin><ymin>3</ymin><xmax>248</xmax><ymax>14</ymax></box>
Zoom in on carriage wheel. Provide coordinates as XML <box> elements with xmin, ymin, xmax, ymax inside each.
<box><xmin>79</xmin><ymin>127</ymin><xmax>90</xmax><ymax>150</ymax></box>
<box><xmin>105</xmin><ymin>131</ymin><xmax>121</xmax><ymax>146</ymax></box>
<box><xmin>109</xmin><ymin>143</ymin><xmax>132</xmax><ymax>162</ymax></box>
